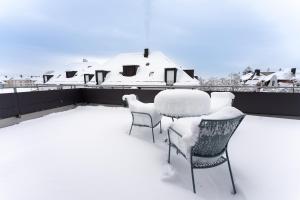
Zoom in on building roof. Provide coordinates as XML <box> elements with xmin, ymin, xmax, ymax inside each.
<box><xmin>241</xmin><ymin>72</ymin><xmax>253</xmax><ymax>82</ymax></box>
<box><xmin>46</xmin><ymin>61</ymin><xmax>104</xmax><ymax>84</ymax></box>
<box><xmin>46</xmin><ymin>51</ymin><xmax>199</xmax><ymax>86</ymax></box>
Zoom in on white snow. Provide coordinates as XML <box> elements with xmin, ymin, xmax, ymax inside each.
<box><xmin>45</xmin><ymin>51</ymin><xmax>199</xmax><ymax>86</ymax></box>
<box><xmin>0</xmin><ymin>106</ymin><xmax>299</xmax><ymax>200</ymax></box>
<box><xmin>97</xmin><ymin>51</ymin><xmax>199</xmax><ymax>86</ymax></box>
<box><xmin>123</xmin><ymin>94</ymin><xmax>161</xmax><ymax>126</ymax></box>
<box><xmin>0</xmin><ymin>88</ymin><xmax>38</xmax><ymax>94</ymax></box>
<box><xmin>210</xmin><ymin>92</ymin><xmax>235</xmax><ymax>113</ymax></box>
<box><xmin>122</xmin><ymin>94</ymin><xmax>137</xmax><ymax>101</ymax></box>
<box><xmin>170</xmin><ymin>106</ymin><xmax>244</xmax><ymax>156</ymax></box>
<box><xmin>46</xmin><ymin>60</ymin><xmax>105</xmax><ymax>85</ymax></box>
<box><xmin>241</xmin><ymin>73</ymin><xmax>253</xmax><ymax>82</ymax></box>
<box><xmin>0</xmin><ymin>88</ymin><xmax>14</xmax><ymax>94</ymax></box>
<box><xmin>154</xmin><ymin>89</ymin><xmax>211</xmax><ymax>117</ymax></box>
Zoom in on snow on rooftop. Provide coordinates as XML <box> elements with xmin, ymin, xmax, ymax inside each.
<box><xmin>100</xmin><ymin>51</ymin><xmax>198</xmax><ymax>86</ymax></box>
<box><xmin>46</xmin><ymin>60</ymin><xmax>105</xmax><ymax>85</ymax></box>
<box><xmin>241</xmin><ymin>72</ymin><xmax>253</xmax><ymax>82</ymax></box>
<box><xmin>46</xmin><ymin>51</ymin><xmax>199</xmax><ymax>86</ymax></box>
<box><xmin>272</xmin><ymin>68</ymin><xmax>299</xmax><ymax>81</ymax></box>
<box><xmin>0</xmin><ymin>105</ymin><xmax>299</xmax><ymax>200</ymax></box>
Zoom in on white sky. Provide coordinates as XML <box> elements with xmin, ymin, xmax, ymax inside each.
<box><xmin>0</xmin><ymin>0</ymin><xmax>300</xmax><ymax>77</ymax></box>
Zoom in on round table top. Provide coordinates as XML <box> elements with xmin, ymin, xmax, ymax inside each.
<box><xmin>154</xmin><ymin>89</ymin><xmax>211</xmax><ymax>118</ymax></box>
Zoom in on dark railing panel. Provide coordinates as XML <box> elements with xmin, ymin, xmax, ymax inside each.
<box><xmin>1</xmin><ymin>88</ymin><xmax>300</xmax><ymax>119</ymax></box>
<box><xmin>232</xmin><ymin>92</ymin><xmax>300</xmax><ymax>116</ymax></box>
<box><xmin>82</xmin><ymin>88</ymin><xmax>162</xmax><ymax>105</ymax></box>
<box><xmin>17</xmin><ymin>89</ymin><xmax>83</xmax><ymax>115</ymax></box>
<box><xmin>0</xmin><ymin>93</ymin><xmax>19</xmax><ymax>118</ymax></box>
<box><xmin>83</xmin><ymin>89</ymin><xmax>300</xmax><ymax>116</ymax></box>
<box><xmin>0</xmin><ymin>89</ymin><xmax>83</xmax><ymax>118</ymax></box>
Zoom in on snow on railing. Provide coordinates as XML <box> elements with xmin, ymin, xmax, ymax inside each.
<box><xmin>0</xmin><ymin>84</ymin><xmax>300</xmax><ymax>93</ymax></box>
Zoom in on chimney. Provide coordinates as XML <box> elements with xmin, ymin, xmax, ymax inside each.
<box><xmin>144</xmin><ymin>48</ymin><xmax>149</xmax><ymax>58</ymax></box>
<box><xmin>291</xmin><ymin>68</ymin><xmax>296</xmax><ymax>75</ymax></box>
<box><xmin>255</xmin><ymin>69</ymin><xmax>260</xmax><ymax>76</ymax></box>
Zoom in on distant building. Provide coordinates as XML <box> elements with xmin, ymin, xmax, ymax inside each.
<box><xmin>242</xmin><ymin>68</ymin><xmax>299</xmax><ymax>87</ymax></box>
<box><xmin>241</xmin><ymin>69</ymin><xmax>269</xmax><ymax>86</ymax></box>
<box><xmin>45</xmin><ymin>49</ymin><xmax>199</xmax><ymax>87</ymax></box>
<box><xmin>264</xmin><ymin>68</ymin><xmax>299</xmax><ymax>87</ymax></box>
<box><xmin>2</xmin><ymin>74</ymin><xmax>40</xmax><ymax>87</ymax></box>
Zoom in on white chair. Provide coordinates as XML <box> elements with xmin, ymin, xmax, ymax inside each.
<box><xmin>210</xmin><ymin>92</ymin><xmax>235</xmax><ymax>113</ymax></box>
<box><xmin>123</xmin><ymin>94</ymin><xmax>162</xmax><ymax>143</ymax></box>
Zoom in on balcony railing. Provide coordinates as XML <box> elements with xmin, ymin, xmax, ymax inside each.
<box><xmin>1</xmin><ymin>83</ymin><xmax>300</xmax><ymax>93</ymax></box>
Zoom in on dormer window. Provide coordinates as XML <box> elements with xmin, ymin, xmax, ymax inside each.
<box><xmin>122</xmin><ymin>65</ymin><xmax>139</xmax><ymax>76</ymax></box>
<box><xmin>43</xmin><ymin>75</ymin><xmax>54</xmax><ymax>83</ymax></box>
<box><xmin>66</xmin><ymin>71</ymin><xmax>77</xmax><ymax>78</ymax></box>
<box><xmin>84</xmin><ymin>74</ymin><xmax>94</xmax><ymax>84</ymax></box>
<box><xmin>183</xmin><ymin>69</ymin><xmax>194</xmax><ymax>78</ymax></box>
<box><xmin>165</xmin><ymin>68</ymin><xmax>177</xmax><ymax>85</ymax></box>
<box><xmin>95</xmin><ymin>70</ymin><xmax>110</xmax><ymax>85</ymax></box>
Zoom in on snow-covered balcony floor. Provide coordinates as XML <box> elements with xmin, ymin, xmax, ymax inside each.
<box><xmin>0</xmin><ymin>106</ymin><xmax>299</xmax><ymax>200</ymax></box>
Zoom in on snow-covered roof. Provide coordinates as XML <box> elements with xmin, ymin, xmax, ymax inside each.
<box><xmin>46</xmin><ymin>51</ymin><xmax>199</xmax><ymax>86</ymax></box>
<box><xmin>244</xmin><ymin>73</ymin><xmax>265</xmax><ymax>86</ymax></box>
<box><xmin>273</xmin><ymin>68</ymin><xmax>299</xmax><ymax>81</ymax></box>
<box><xmin>90</xmin><ymin>51</ymin><xmax>198</xmax><ymax>86</ymax></box>
<box><xmin>0</xmin><ymin>74</ymin><xmax>8</xmax><ymax>83</ymax></box>
<box><xmin>261</xmin><ymin>68</ymin><xmax>300</xmax><ymax>83</ymax></box>
<box><xmin>46</xmin><ymin>61</ymin><xmax>104</xmax><ymax>85</ymax></box>
<box><xmin>241</xmin><ymin>72</ymin><xmax>253</xmax><ymax>82</ymax></box>
<box><xmin>1</xmin><ymin>74</ymin><xmax>40</xmax><ymax>82</ymax></box>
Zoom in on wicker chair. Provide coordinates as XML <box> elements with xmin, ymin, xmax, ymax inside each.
<box><xmin>167</xmin><ymin>115</ymin><xmax>245</xmax><ymax>194</ymax></box>
<box><xmin>123</xmin><ymin>95</ymin><xmax>162</xmax><ymax>143</ymax></box>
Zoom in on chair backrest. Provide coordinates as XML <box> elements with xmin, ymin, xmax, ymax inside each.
<box><xmin>191</xmin><ymin>115</ymin><xmax>245</xmax><ymax>157</ymax></box>
<box><xmin>210</xmin><ymin>92</ymin><xmax>235</xmax><ymax>112</ymax></box>
<box><xmin>122</xmin><ymin>94</ymin><xmax>138</xmax><ymax>108</ymax></box>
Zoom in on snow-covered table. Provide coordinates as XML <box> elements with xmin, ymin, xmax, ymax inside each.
<box><xmin>154</xmin><ymin>89</ymin><xmax>211</xmax><ymax>118</ymax></box>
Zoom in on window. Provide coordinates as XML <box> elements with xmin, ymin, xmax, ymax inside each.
<box><xmin>95</xmin><ymin>70</ymin><xmax>110</xmax><ymax>85</ymax></box>
<box><xmin>164</xmin><ymin>68</ymin><xmax>177</xmax><ymax>85</ymax></box>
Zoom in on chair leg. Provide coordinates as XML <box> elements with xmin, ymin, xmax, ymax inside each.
<box><xmin>167</xmin><ymin>129</ymin><xmax>171</xmax><ymax>163</ymax></box>
<box><xmin>160</xmin><ymin>121</ymin><xmax>162</xmax><ymax>133</ymax></box>
<box><xmin>168</xmin><ymin>146</ymin><xmax>171</xmax><ymax>164</ymax></box>
<box><xmin>226</xmin><ymin>149</ymin><xmax>237</xmax><ymax>194</ymax></box>
<box><xmin>190</xmin><ymin>156</ymin><xmax>196</xmax><ymax>193</ymax></box>
<box><xmin>129</xmin><ymin>123</ymin><xmax>133</xmax><ymax>135</ymax></box>
<box><xmin>151</xmin><ymin>127</ymin><xmax>155</xmax><ymax>143</ymax></box>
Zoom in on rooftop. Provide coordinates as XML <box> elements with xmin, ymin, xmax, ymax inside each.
<box><xmin>0</xmin><ymin>105</ymin><xmax>299</xmax><ymax>200</ymax></box>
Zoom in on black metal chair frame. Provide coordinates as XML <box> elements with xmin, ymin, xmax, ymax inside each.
<box><xmin>167</xmin><ymin>115</ymin><xmax>245</xmax><ymax>194</ymax></box>
<box><xmin>129</xmin><ymin>111</ymin><xmax>162</xmax><ymax>143</ymax></box>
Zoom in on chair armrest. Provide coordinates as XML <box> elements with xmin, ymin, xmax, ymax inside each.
<box><xmin>168</xmin><ymin>127</ymin><xmax>183</xmax><ymax>138</ymax></box>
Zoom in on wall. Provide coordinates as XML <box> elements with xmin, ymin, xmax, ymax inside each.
<box><xmin>1</xmin><ymin>88</ymin><xmax>300</xmax><ymax>120</ymax></box>
<box><xmin>0</xmin><ymin>89</ymin><xmax>83</xmax><ymax>119</ymax></box>
<box><xmin>82</xmin><ymin>88</ymin><xmax>300</xmax><ymax>116</ymax></box>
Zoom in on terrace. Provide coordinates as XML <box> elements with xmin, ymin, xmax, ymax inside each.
<box><xmin>0</xmin><ymin>86</ymin><xmax>299</xmax><ymax>199</ymax></box>
<box><xmin>0</xmin><ymin>101</ymin><xmax>299</xmax><ymax>199</ymax></box>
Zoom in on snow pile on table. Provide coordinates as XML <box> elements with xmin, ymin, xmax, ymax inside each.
<box><xmin>210</xmin><ymin>92</ymin><xmax>235</xmax><ymax>113</ymax></box>
<box><xmin>123</xmin><ymin>94</ymin><xmax>161</xmax><ymax>126</ymax></box>
<box><xmin>170</xmin><ymin>106</ymin><xmax>244</xmax><ymax>156</ymax></box>
<box><xmin>154</xmin><ymin>89</ymin><xmax>210</xmax><ymax>117</ymax></box>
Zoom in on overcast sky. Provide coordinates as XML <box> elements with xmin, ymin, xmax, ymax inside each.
<box><xmin>0</xmin><ymin>0</ymin><xmax>300</xmax><ymax>77</ymax></box>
